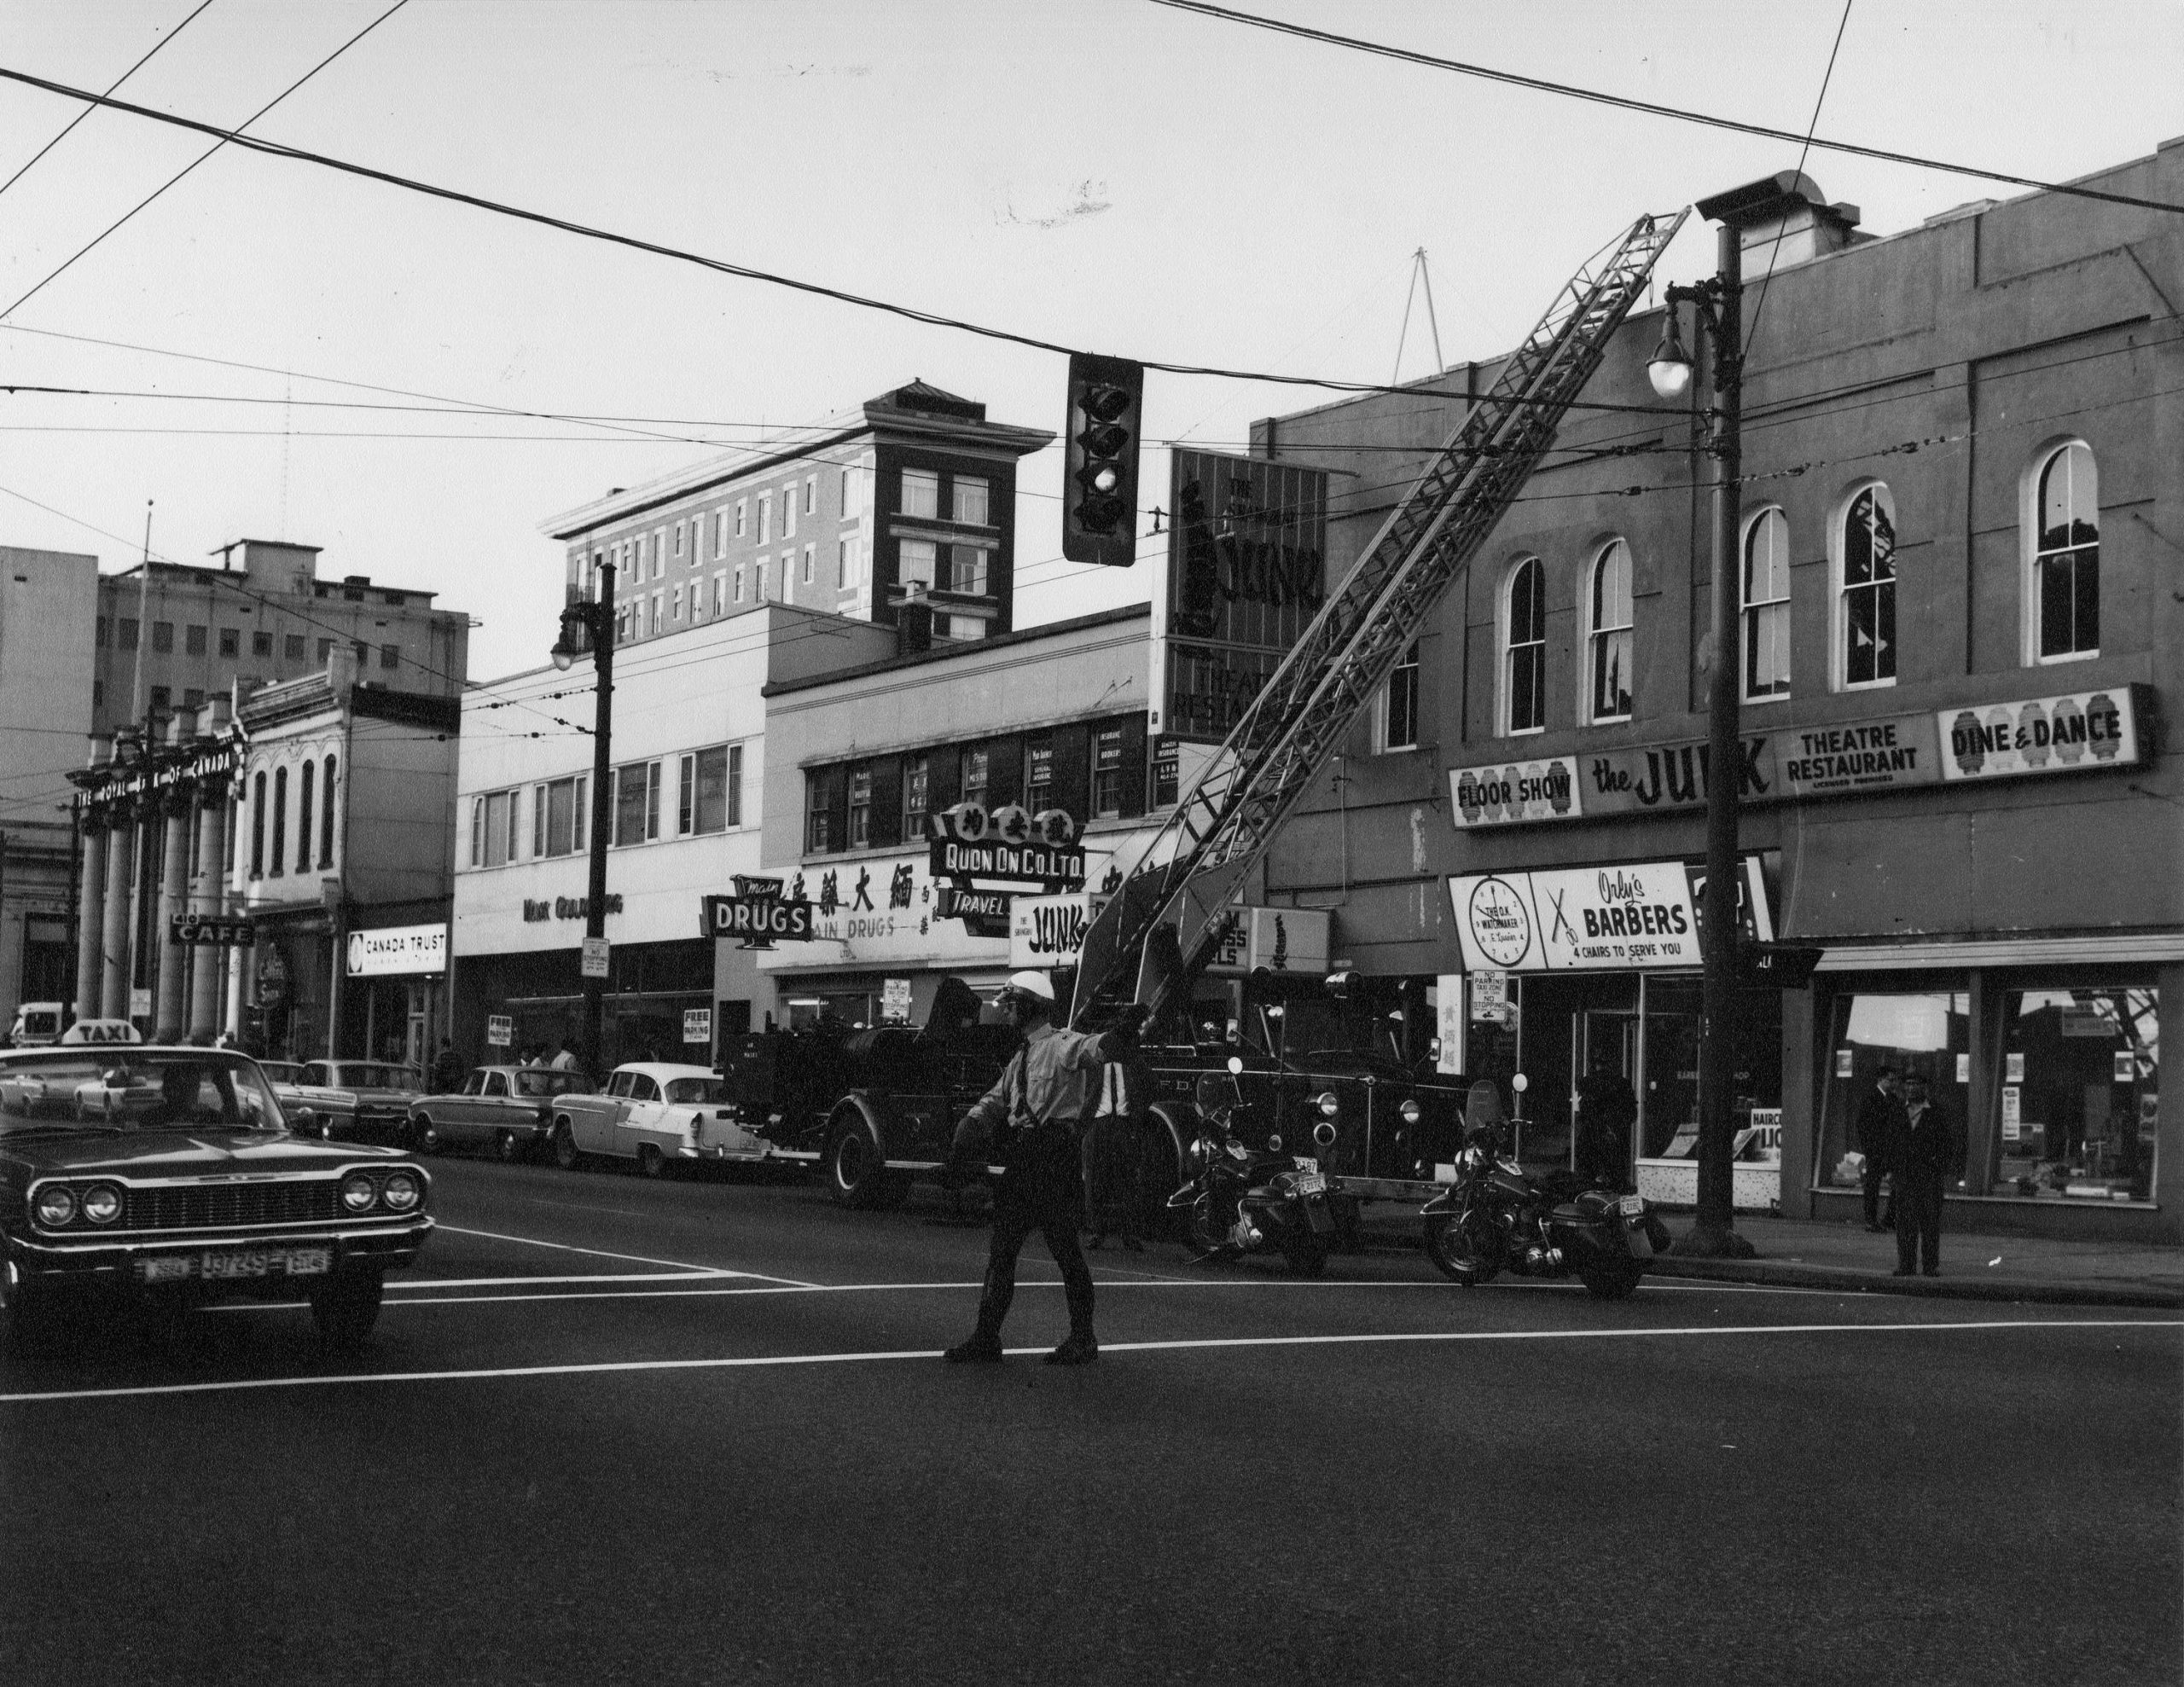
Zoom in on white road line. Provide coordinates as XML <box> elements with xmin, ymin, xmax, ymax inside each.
<box><xmin>392</xmin><ymin>1272</ymin><xmax>732</xmax><ymax>1290</ymax></box>
<box><xmin>433</xmin><ymin>1223</ymin><xmax>819</xmax><ymax>1288</ymax></box>
<box><xmin>4</xmin><ymin>1319</ymin><xmax>2171</xmax><ymax>1406</ymax></box>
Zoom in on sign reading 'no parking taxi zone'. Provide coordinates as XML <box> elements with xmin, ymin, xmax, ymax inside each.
<box><xmin>1449</xmin><ymin>855</ymin><xmax>1773</xmax><ymax>972</ymax></box>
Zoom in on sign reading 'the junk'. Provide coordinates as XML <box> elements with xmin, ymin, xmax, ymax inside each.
<box><xmin>1150</xmin><ymin>449</ymin><xmax>1328</xmax><ymax>745</ymax></box>
<box><xmin>1449</xmin><ymin>685</ymin><xmax>2146</xmax><ymax>827</ymax></box>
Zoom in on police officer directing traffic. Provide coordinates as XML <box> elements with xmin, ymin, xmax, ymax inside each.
<box><xmin>942</xmin><ymin>971</ymin><xmax>1147</xmax><ymax>1366</ymax></box>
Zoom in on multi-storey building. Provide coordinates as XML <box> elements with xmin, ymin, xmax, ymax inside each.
<box><xmin>449</xmin><ymin>603</ymin><xmax>892</xmax><ymax>1067</ymax></box>
<box><xmin>91</xmin><ymin>537</ymin><xmax>469</xmax><ymax>739</ymax></box>
<box><xmin>1246</xmin><ymin>144</ymin><xmax>2184</xmax><ymax>1241</ymax></box>
<box><xmin>67</xmin><ymin>646</ymin><xmax>462</xmax><ymax>1058</ymax></box>
<box><xmin>755</xmin><ymin>605</ymin><xmax>1157</xmax><ymax>1029</ymax></box>
<box><xmin>541</xmin><ymin>380</ymin><xmax>1052</xmax><ymax>652</ymax></box>
<box><xmin>0</xmin><ymin>545</ymin><xmax>98</xmax><ymax>1028</ymax></box>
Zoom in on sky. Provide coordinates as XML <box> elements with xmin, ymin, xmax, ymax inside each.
<box><xmin>0</xmin><ymin>0</ymin><xmax>2176</xmax><ymax>699</ymax></box>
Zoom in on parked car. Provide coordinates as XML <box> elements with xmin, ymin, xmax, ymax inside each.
<box><xmin>0</xmin><ymin>1044</ymin><xmax>432</xmax><ymax>1349</ymax></box>
<box><xmin>406</xmin><ymin>1065</ymin><xmax>593</xmax><ymax>1161</ymax></box>
<box><xmin>6</xmin><ymin>1001</ymin><xmax>67</xmax><ymax>1047</ymax></box>
<box><xmin>548</xmin><ymin>1063</ymin><xmax>770</xmax><ymax>1177</ymax></box>
<box><xmin>255</xmin><ymin>1061</ymin><xmax>326</xmax><ymax>1137</ymax></box>
<box><xmin>288</xmin><ymin>1060</ymin><xmax>426</xmax><ymax>1145</ymax></box>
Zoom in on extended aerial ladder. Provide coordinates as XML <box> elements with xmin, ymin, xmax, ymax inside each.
<box><xmin>1071</xmin><ymin>209</ymin><xmax>1689</xmax><ymax>1029</ymax></box>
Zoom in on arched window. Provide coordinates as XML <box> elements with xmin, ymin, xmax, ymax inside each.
<box><xmin>250</xmin><ymin>771</ymin><xmax>266</xmax><ymax>879</ymax></box>
<box><xmin>319</xmin><ymin>755</ymin><xmax>338</xmax><ymax>868</ymax></box>
<box><xmin>1839</xmin><ymin>484</ymin><xmax>1896</xmax><ymax>688</ymax></box>
<box><xmin>1503</xmin><ymin>558</ymin><xmax>1547</xmax><ymax>734</ymax></box>
<box><xmin>2033</xmin><ymin>441</ymin><xmax>2099</xmax><ymax>660</ymax></box>
<box><xmin>270</xmin><ymin>767</ymin><xmax>288</xmax><ymax>876</ymax></box>
<box><xmin>295</xmin><ymin>762</ymin><xmax>315</xmax><ymax>874</ymax></box>
<box><xmin>1587</xmin><ymin>539</ymin><xmax>1633</xmax><ymax>722</ymax></box>
<box><xmin>1742</xmin><ymin>507</ymin><xmax>1791</xmax><ymax>700</ymax></box>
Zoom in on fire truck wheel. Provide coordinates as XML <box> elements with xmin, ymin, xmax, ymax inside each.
<box><xmin>825</xmin><ymin>1112</ymin><xmax>891</xmax><ymax>1209</ymax></box>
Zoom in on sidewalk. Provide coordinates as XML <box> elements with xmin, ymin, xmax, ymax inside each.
<box><xmin>1353</xmin><ymin>1206</ymin><xmax>2183</xmax><ymax>1309</ymax></box>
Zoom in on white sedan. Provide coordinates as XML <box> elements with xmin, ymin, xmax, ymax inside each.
<box><xmin>546</xmin><ymin>1063</ymin><xmax>770</xmax><ymax>1177</ymax></box>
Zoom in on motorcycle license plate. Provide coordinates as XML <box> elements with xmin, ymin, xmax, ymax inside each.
<box><xmin>1618</xmin><ymin>1193</ymin><xmax>1645</xmax><ymax>1216</ymax></box>
<box><xmin>1292</xmin><ymin>1173</ymin><xmax>1327</xmax><ymax>1196</ymax></box>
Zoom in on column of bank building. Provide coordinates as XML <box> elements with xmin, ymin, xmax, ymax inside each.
<box><xmin>69</xmin><ymin>701</ymin><xmax>250</xmax><ymax>1041</ymax></box>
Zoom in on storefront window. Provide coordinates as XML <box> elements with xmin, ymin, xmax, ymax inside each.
<box><xmin>1816</xmin><ymin>992</ymin><xmax>1971</xmax><ymax>1191</ymax></box>
<box><xmin>1999</xmin><ymin>987</ymin><xmax>2157</xmax><ymax>1202</ymax></box>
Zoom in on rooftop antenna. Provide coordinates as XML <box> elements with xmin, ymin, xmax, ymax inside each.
<box><xmin>129</xmin><ymin>499</ymin><xmax>153</xmax><ymax>723</ymax></box>
<box><xmin>1391</xmin><ymin>247</ymin><xmax>1446</xmax><ymax>386</ymax></box>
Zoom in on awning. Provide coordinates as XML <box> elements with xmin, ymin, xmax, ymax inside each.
<box><xmin>1815</xmin><ymin>932</ymin><xmax>2184</xmax><ymax>971</ymax></box>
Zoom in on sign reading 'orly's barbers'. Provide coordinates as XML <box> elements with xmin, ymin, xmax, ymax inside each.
<box><xmin>1449</xmin><ymin>855</ymin><xmax>1774</xmax><ymax>973</ymax></box>
<box><xmin>1448</xmin><ymin>685</ymin><xmax>2146</xmax><ymax>826</ymax></box>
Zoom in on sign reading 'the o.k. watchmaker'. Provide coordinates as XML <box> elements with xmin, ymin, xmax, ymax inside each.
<box><xmin>1449</xmin><ymin>684</ymin><xmax>2147</xmax><ymax>827</ymax></box>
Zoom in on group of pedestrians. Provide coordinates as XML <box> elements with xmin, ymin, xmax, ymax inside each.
<box><xmin>1853</xmin><ymin>1066</ymin><xmax>1968</xmax><ymax>1276</ymax></box>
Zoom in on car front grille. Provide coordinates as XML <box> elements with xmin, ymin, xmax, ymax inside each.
<box><xmin>124</xmin><ymin>1180</ymin><xmax>342</xmax><ymax>1232</ymax></box>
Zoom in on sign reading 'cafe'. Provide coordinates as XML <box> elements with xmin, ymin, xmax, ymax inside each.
<box><xmin>1448</xmin><ymin>684</ymin><xmax>2146</xmax><ymax>828</ymax></box>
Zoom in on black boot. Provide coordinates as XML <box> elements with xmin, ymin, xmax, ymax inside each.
<box><xmin>944</xmin><ymin>1333</ymin><xmax>1004</xmax><ymax>1364</ymax></box>
<box><xmin>1044</xmin><ymin>1332</ymin><xmax>1098</xmax><ymax>1366</ymax></box>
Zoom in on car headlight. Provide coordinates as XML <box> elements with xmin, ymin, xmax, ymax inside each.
<box><xmin>340</xmin><ymin>1172</ymin><xmax>378</xmax><ymax>1213</ymax></box>
<box><xmin>81</xmin><ymin>1183</ymin><xmax>125</xmax><ymax>1225</ymax></box>
<box><xmin>33</xmin><ymin>1185</ymin><xmax>76</xmax><ymax>1226</ymax></box>
<box><xmin>1399</xmin><ymin>1099</ymin><xmax>1422</xmax><ymax>1125</ymax></box>
<box><xmin>380</xmin><ymin>1172</ymin><xmax>421</xmax><ymax>1212</ymax></box>
<box><xmin>1316</xmin><ymin>1093</ymin><xmax>1340</xmax><ymax>1119</ymax></box>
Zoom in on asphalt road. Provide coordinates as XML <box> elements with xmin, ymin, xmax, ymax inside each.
<box><xmin>3</xmin><ymin>1155</ymin><xmax>2177</xmax><ymax>1687</ymax></box>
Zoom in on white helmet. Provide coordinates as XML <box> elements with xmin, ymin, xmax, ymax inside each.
<box><xmin>999</xmin><ymin>970</ymin><xmax>1056</xmax><ymax>1005</ymax></box>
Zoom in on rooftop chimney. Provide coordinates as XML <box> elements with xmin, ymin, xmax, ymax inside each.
<box><xmin>1697</xmin><ymin>170</ymin><xmax>1862</xmax><ymax>267</ymax></box>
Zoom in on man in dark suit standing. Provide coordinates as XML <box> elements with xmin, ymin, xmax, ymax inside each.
<box><xmin>1853</xmin><ymin>1067</ymin><xmax>1907</xmax><ymax>1232</ymax></box>
<box><xmin>1893</xmin><ymin>1074</ymin><xmax>1965</xmax><ymax>1277</ymax></box>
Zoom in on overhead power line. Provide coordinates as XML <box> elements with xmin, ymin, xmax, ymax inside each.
<box><xmin>1146</xmin><ymin>1</ymin><xmax>2184</xmax><ymax>217</ymax></box>
<box><xmin>0</xmin><ymin>61</ymin><xmax>1676</xmax><ymax>418</ymax></box>
<box><xmin>1</xmin><ymin>2</ymin><xmax>413</xmax><ymax>322</ymax></box>
<box><xmin>0</xmin><ymin>0</ymin><xmax>216</xmax><ymax>204</ymax></box>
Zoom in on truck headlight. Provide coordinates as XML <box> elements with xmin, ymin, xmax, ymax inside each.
<box><xmin>1399</xmin><ymin>1099</ymin><xmax>1422</xmax><ymax>1125</ymax></box>
<box><xmin>1316</xmin><ymin>1093</ymin><xmax>1339</xmax><ymax>1120</ymax></box>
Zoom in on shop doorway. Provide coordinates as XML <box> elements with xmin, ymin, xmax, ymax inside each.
<box><xmin>1576</xmin><ymin>1008</ymin><xmax>1640</xmax><ymax>1183</ymax></box>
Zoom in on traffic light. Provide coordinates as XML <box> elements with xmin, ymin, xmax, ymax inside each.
<box><xmin>1062</xmin><ymin>352</ymin><xmax>1144</xmax><ymax>566</ymax></box>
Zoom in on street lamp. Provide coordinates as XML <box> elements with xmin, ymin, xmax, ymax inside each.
<box><xmin>550</xmin><ymin>556</ymin><xmax>616</xmax><ymax>1080</ymax></box>
<box><xmin>1649</xmin><ymin>175</ymin><xmax>1815</xmax><ymax>1259</ymax></box>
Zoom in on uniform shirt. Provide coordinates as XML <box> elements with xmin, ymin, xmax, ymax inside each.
<box><xmin>963</xmin><ymin>1021</ymin><xmax>1113</xmax><ymax>1134</ymax></box>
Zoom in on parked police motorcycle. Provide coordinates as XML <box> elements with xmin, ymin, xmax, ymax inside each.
<box><xmin>1169</xmin><ymin>1057</ymin><xmax>1350</xmax><ymax>1278</ymax></box>
<box><xmin>1420</xmin><ymin>1078</ymin><xmax>1669</xmax><ymax>1299</ymax></box>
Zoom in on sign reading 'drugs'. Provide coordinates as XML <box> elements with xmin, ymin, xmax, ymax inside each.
<box><xmin>1449</xmin><ymin>856</ymin><xmax>1772</xmax><ymax>972</ymax></box>
<box><xmin>1449</xmin><ymin>685</ymin><xmax>2147</xmax><ymax>827</ymax></box>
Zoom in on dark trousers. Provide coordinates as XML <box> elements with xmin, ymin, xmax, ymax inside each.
<box><xmin>1862</xmin><ymin>1154</ymin><xmax>1891</xmax><ymax>1226</ymax></box>
<box><xmin>973</xmin><ymin>1126</ymin><xmax>1095</xmax><ymax>1342</ymax></box>
<box><xmin>1895</xmin><ymin>1170</ymin><xmax>1945</xmax><ymax>1272</ymax></box>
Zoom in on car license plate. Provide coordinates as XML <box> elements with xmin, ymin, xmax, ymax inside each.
<box><xmin>1618</xmin><ymin>1193</ymin><xmax>1646</xmax><ymax>1216</ymax></box>
<box><xmin>162</xmin><ymin>1246</ymin><xmax>334</xmax><ymax>1282</ymax></box>
<box><xmin>1292</xmin><ymin>1173</ymin><xmax>1327</xmax><ymax>1196</ymax></box>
